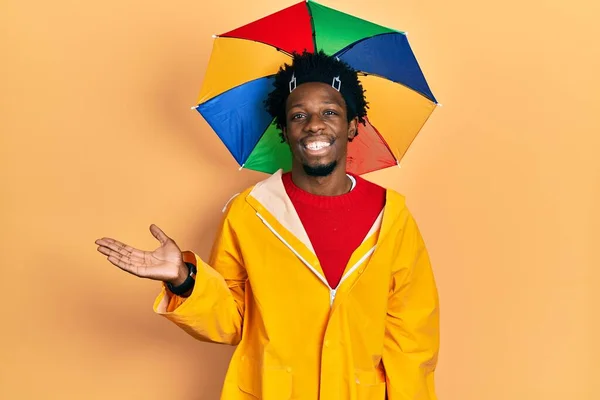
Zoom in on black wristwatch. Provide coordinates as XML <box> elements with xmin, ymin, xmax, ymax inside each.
<box><xmin>166</xmin><ymin>262</ymin><xmax>197</xmax><ymax>295</ymax></box>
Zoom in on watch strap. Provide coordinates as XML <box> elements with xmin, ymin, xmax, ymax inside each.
<box><xmin>166</xmin><ymin>262</ymin><xmax>197</xmax><ymax>296</ymax></box>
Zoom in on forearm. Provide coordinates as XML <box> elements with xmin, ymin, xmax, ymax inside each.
<box><xmin>154</xmin><ymin>253</ymin><xmax>245</xmax><ymax>345</ymax></box>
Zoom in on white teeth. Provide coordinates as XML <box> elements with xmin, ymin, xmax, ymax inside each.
<box><xmin>306</xmin><ymin>142</ymin><xmax>330</xmax><ymax>151</ymax></box>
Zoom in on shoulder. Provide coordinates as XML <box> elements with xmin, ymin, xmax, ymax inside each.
<box><xmin>220</xmin><ymin>185</ymin><xmax>255</xmax><ymax>215</ymax></box>
<box><xmin>384</xmin><ymin>186</ymin><xmax>407</xmax><ymax>208</ymax></box>
<box><xmin>220</xmin><ymin>171</ymin><xmax>279</xmax><ymax>215</ymax></box>
<box><xmin>358</xmin><ymin>177</ymin><xmax>413</xmax><ymax>225</ymax></box>
<box><xmin>353</xmin><ymin>174</ymin><xmax>407</xmax><ymax>205</ymax></box>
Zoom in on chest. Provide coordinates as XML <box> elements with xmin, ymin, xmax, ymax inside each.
<box><xmin>293</xmin><ymin>204</ymin><xmax>383</xmax><ymax>287</ymax></box>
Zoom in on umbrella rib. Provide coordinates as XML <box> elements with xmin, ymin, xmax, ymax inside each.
<box><xmin>385</xmin><ymin>104</ymin><xmax>438</xmax><ymax>167</ymax></box>
<box><xmin>241</xmin><ymin>117</ymin><xmax>278</xmax><ymax>171</ymax></box>
<box><xmin>356</xmin><ymin>71</ymin><xmax>438</xmax><ymax>104</ymax></box>
<box><xmin>365</xmin><ymin>119</ymin><xmax>399</xmax><ymax>166</ymax></box>
<box><xmin>214</xmin><ymin>35</ymin><xmax>298</xmax><ymax>57</ymax></box>
<box><xmin>332</xmin><ymin>31</ymin><xmax>437</xmax><ymax>103</ymax></box>
<box><xmin>332</xmin><ymin>31</ymin><xmax>404</xmax><ymax>57</ymax></box>
<box><xmin>197</xmin><ymin>75</ymin><xmax>278</xmax><ymax>107</ymax></box>
<box><xmin>306</xmin><ymin>1</ymin><xmax>318</xmax><ymax>53</ymax></box>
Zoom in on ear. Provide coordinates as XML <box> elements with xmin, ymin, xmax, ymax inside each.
<box><xmin>347</xmin><ymin>118</ymin><xmax>358</xmax><ymax>141</ymax></box>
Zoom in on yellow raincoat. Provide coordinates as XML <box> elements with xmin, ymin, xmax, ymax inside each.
<box><xmin>154</xmin><ymin>170</ymin><xmax>440</xmax><ymax>399</ymax></box>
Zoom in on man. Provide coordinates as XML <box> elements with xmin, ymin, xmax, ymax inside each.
<box><xmin>96</xmin><ymin>51</ymin><xmax>440</xmax><ymax>399</ymax></box>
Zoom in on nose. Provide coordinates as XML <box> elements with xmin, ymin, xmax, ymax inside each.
<box><xmin>304</xmin><ymin>113</ymin><xmax>326</xmax><ymax>134</ymax></box>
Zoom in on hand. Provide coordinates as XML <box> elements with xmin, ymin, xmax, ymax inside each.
<box><xmin>95</xmin><ymin>224</ymin><xmax>188</xmax><ymax>285</ymax></box>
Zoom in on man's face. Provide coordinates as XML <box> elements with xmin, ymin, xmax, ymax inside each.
<box><xmin>283</xmin><ymin>82</ymin><xmax>357</xmax><ymax>177</ymax></box>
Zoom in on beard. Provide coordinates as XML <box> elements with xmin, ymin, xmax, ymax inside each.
<box><xmin>302</xmin><ymin>160</ymin><xmax>338</xmax><ymax>177</ymax></box>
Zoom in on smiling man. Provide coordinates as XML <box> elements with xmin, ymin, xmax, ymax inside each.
<box><xmin>96</xmin><ymin>51</ymin><xmax>440</xmax><ymax>399</ymax></box>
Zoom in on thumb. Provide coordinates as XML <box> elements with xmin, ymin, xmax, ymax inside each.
<box><xmin>149</xmin><ymin>224</ymin><xmax>169</xmax><ymax>245</ymax></box>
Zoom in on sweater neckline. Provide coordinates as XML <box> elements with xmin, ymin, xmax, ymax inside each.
<box><xmin>282</xmin><ymin>172</ymin><xmax>369</xmax><ymax>209</ymax></box>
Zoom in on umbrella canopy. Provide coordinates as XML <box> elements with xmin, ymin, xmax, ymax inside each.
<box><xmin>193</xmin><ymin>0</ymin><xmax>439</xmax><ymax>175</ymax></box>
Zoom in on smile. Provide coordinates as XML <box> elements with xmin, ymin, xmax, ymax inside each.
<box><xmin>304</xmin><ymin>141</ymin><xmax>331</xmax><ymax>151</ymax></box>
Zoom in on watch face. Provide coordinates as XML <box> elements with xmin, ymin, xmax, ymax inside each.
<box><xmin>186</xmin><ymin>262</ymin><xmax>197</xmax><ymax>279</ymax></box>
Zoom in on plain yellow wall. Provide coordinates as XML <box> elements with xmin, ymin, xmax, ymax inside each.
<box><xmin>1</xmin><ymin>0</ymin><xmax>599</xmax><ymax>398</ymax></box>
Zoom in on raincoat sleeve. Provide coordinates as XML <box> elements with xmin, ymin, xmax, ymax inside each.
<box><xmin>383</xmin><ymin>209</ymin><xmax>440</xmax><ymax>400</ymax></box>
<box><xmin>152</xmin><ymin>204</ymin><xmax>246</xmax><ymax>346</ymax></box>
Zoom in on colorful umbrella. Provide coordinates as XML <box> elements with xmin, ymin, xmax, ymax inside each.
<box><xmin>193</xmin><ymin>0</ymin><xmax>439</xmax><ymax>175</ymax></box>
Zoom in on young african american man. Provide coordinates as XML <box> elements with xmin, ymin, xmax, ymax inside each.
<box><xmin>96</xmin><ymin>51</ymin><xmax>440</xmax><ymax>400</ymax></box>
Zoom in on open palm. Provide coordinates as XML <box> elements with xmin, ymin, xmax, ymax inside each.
<box><xmin>95</xmin><ymin>224</ymin><xmax>185</xmax><ymax>283</ymax></box>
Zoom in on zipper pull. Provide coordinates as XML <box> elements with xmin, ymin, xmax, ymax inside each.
<box><xmin>329</xmin><ymin>289</ymin><xmax>337</xmax><ymax>306</ymax></box>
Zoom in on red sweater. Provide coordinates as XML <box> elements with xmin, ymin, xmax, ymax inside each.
<box><xmin>282</xmin><ymin>172</ymin><xmax>386</xmax><ymax>288</ymax></box>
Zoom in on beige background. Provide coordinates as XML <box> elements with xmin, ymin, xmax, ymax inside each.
<box><xmin>1</xmin><ymin>0</ymin><xmax>599</xmax><ymax>398</ymax></box>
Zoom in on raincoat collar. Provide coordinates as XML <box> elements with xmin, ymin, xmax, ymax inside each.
<box><xmin>242</xmin><ymin>170</ymin><xmax>405</xmax><ymax>307</ymax></box>
<box><xmin>244</xmin><ymin>169</ymin><xmax>404</xmax><ymax>243</ymax></box>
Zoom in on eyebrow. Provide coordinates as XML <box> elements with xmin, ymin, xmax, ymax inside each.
<box><xmin>288</xmin><ymin>100</ymin><xmax>340</xmax><ymax>109</ymax></box>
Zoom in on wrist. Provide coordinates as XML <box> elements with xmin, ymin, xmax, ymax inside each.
<box><xmin>169</xmin><ymin>262</ymin><xmax>189</xmax><ymax>286</ymax></box>
<box><xmin>166</xmin><ymin>262</ymin><xmax>197</xmax><ymax>296</ymax></box>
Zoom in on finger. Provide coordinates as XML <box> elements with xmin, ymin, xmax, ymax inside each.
<box><xmin>106</xmin><ymin>254</ymin><xmax>147</xmax><ymax>277</ymax></box>
<box><xmin>96</xmin><ymin>240</ymin><xmax>132</xmax><ymax>260</ymax></box>
<box><xmin>95</xmin><ymin>238</ymin><xmax>147</xmax><ymax>259</ymax></box>
<box><xmin>149</xmin><ymin>224</ymin><xmax>169</xmax><ymax>245</ymax></box>
<box><xmin>97</xmin><ymin>245</ymin><xmax>149</xmax><ymax>277</ymax></box>
<box><xmin>97</xmin><ymin>246</ymin><xmax>146</xmax><ymax>266</ymax></box>
<box><xmin>97</xmin><ymin>245</ymin><xmax>132</xmax><ymax>263</ymax></box>
<box><xmin>95</xmin><ymin>238</ymin><xmax>144</xmax><ymax>259</ymax></box>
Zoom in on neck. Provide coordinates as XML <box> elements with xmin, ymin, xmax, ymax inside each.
<box><xmin>290</xmin><ymin>163</ymin><xmax>351</xmax><ymax>196</ymax></box>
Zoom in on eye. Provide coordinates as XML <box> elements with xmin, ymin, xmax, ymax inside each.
<box><xmin>324</xmin><ymin>110</ymin><xmax>338</xmax><ymax>116</ymax></box>
<box><xmin>291</xmin><ymin>113</ymin><xmax>305</xmax><ymax>120</ymax></box>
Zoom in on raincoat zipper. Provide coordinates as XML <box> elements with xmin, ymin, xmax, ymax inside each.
<box><xmin>257</xmin><ymin>212</ymin><xmax>376</xmax><ymax>306</ymax></box>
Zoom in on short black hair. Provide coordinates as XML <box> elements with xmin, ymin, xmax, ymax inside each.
<box><xmin>264</xmin><ymin>50</ymin><xmax>368</xmax><ymax>140</ymax></box>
